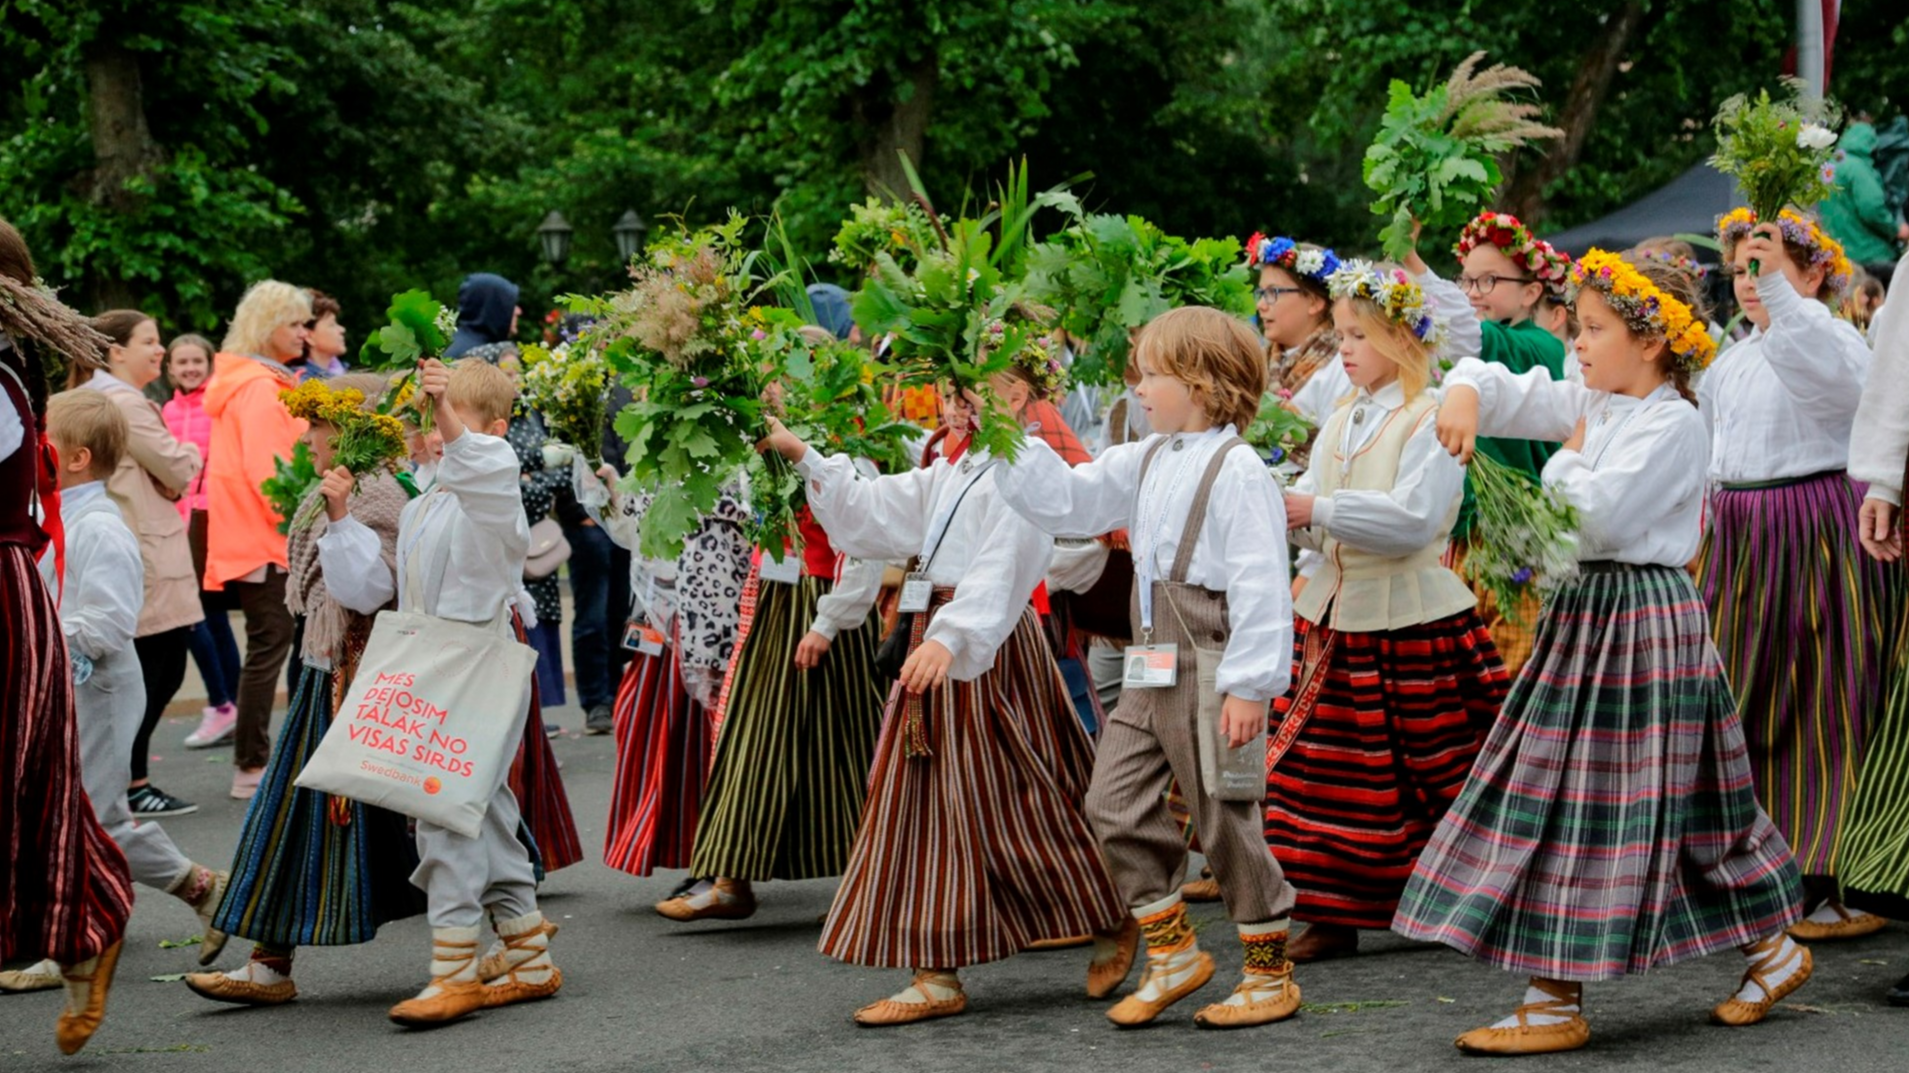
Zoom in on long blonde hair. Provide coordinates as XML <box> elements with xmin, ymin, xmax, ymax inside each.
<box><xmin>1335</xmin><ymin>297</ymin><xmax>1433</xmax><ymax>403</ymax></box>
<box><xmin>222</xmin><ymin>280</ymin><xmax>312</xmax><ymax>358</ymax></box>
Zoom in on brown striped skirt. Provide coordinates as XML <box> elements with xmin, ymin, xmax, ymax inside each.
<box><xmin>1</xmin><ymin>543</ymin><xmax>134</xmax><ymax>964</ymax></box>
<box><xmin>818</xmin><ymin>597</ymin><xmax>1125</xmax><ymax>969</ymax></box>
<box><xmin>690</xmin><ymin>576</ymin><xmax>883</xmax><ymax>881</ymax></box>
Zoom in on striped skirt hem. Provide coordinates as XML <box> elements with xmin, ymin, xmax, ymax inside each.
<box><xmin>1393</xmin><ymin>563</ymin><xmax>1803</xmax><ymax>980</ymax></box>
<box><xmin>690</xmin><ymin>577</ymin><xmax>883</xmax><ymax>881</ymax></box>
<box><xmin>603</xmin><ymin>645</ymin><xmax>711</xmax><ymax>878</ymax></box>
<box><xmin>819</xmin><ymin>604</ymin><xmax>1125</xmax><ymax>969</ymax></box>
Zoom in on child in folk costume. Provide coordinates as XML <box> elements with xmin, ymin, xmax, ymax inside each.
<box><xmin>0</xmin><ymin>394</ymin><xmax>228</xmax><ymax>1000</ymax></box>
<box><xmin>1250</xmin><ymin>235</ymin><xmax>1346</xmax><ymax>429</ymax></box>
<box><xmin>1696</xmin><ymin>211</ymin><xmax>1895</xmax><ymax>942</ymax></box>
<box><xmin>1407</xmin><ymin>213</ymin><xmax>1571</xmax><ymax>675</ymax></box>
<box><xmin>182</xmin><ymin>374</ymin><xmax>425</xmax><ymax>1008</ymax></box>
<box><xmin>994</xmin><ymin>306</ymin><xmax>1302</xmax><ymax>1029</ymax></box>
<box><xmin>1270</xmin><ymin>265</ymin><xmax>1508</xmax><ymax>964</ymax></box>
<box><xmin>320</xmin><ymin>358</ymin><xmax>563</xmax><ymax>1027</ymax></box>
<box><xmin>588</xmin><ymin>472</ymin><xmax>750</xmax><ymax>894</ymax></box>
<box><xmin>1397</xmin><ymin>251</ymin><xmax>1806</xmax><ymax>1056</ymax></box>
<box><xmin>760</xmin><ymin>356</ymin><xmax>1131</xmax><ymax>1028</ymax></box>
<box><xmin>659</xmin><ymin>369</ymin><xmax>886</xmax><ymax>922</ymax></box>
<box><xmin>0</xmin><ymin>217</ymin><xmax>134</xmax><ymax>1055</ymax></box>
<box><xmin>1837</xmin><ymin>247</ymin><xmax>1909</xmax><ymax>1005</ymax></box>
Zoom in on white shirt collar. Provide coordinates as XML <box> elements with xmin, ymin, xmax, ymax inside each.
<box><xmin>61</xmin><ymin>480</ymin><xmax>107</xmax><ymax>510</ymax></box>
<box><xmin>1353</xmin><ymin>380</ymin><xmax>1407</xmax><ymax>411</ymax></box>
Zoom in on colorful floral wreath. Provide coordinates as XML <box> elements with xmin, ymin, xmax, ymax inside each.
<box><xmin>988</xmin><ymin>318</ymin><xmax>1067</xmax><ymax>397</ymax></box>
<box><xmin>1633</xmin><ymin>248</ymin><xmax>1711</xmax><ymax>281</ymax></box>
<box><xmin>1243</xmin><ymin>233</ymin><xmax>1342</xmax><ymax>285</ymax></box>
<box><xmin>1326</xmin><ymin>261</ymin><xmax>1441</xmax><ymax>347</ymax></box>
<box><xmin>1715</xmin><ymin>207</ymin><xmax>1854</xmax><ymax>300</ymax></box>
<box><xmin>1572</xmin><ymin>249</ymin><xmax>1717</xmax><ymax>372</ymax></box>
<box><xmin>1454</xmin><ymin>211</ymin><xmax>1573</xmax><ymax>297</ymax></box>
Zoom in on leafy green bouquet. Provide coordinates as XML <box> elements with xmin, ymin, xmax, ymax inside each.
<box><xmin>1462</xmin><ymin>452</ymin><xmax>1580</xmax><ymax>627</ymax></box>
<box><xmin>519</xmin><ymin>340</ymin><xmax>609</xmax><ymax>466</ymax></box>
<box><xmin>357</xmin><ymin>289</ymin><xmax>455</xmax><ymax>432</ymax></box>
<box><xmin>1709</xmin><ymin>79</ymin><xmax>1843</xmax><ymax>274</ymax></box>
<box><xmin>1022</xmin><ymin>213</ymin><xmax>1252</xmax><ymax>386</ymax></box>
<box><xmin>261</xmin><ymin>440</ymin><xmax>319</xmax><ymax>536</ymax></box>
<box><xmin>829</xmin><ymin>196</ymin><xmax>943</xmax><ymax>274</ymax></box>
<box><xmin>850</xmin><ymin>159</ymin><xmax>1077</xmax><ymax>460</ymax></box>
<box><xmin>1244</xmin><ymin>393</ymin><xmax>1314</xmax><ymax>474</ymax></box>
<box><xmin>1363</xmin><ymin>52</ymin><xmax>1562</xmax><ymax>260</ymax></box>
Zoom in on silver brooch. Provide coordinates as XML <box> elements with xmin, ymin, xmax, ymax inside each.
<box><xmin>959</xmin><ymin>459</ymin><xmax>972</xmax><ymax>474</ymax></box>
<box><xmin>1352</xmin><ymin>407</ymin><xmax>1366</xmax><ymax>426</ymax></box>
<box><xmin>1172</xmin><ymin>437</ymin><xmax>1185</xmax><ymax>451</ymax></box>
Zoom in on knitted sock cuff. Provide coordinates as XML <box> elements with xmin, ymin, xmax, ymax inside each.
<box><xmin>1240</xmin><ymin>927</ymin><xmax>1289</xmax><ymax>973</ymax></box>
<box><xmin>1138</xmin><ymin>900</ymin><xmax>1194</xmax><ymax>951</ymax></box>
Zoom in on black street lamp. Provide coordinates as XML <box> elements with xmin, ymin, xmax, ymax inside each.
<box><xmin>613</xmin><ymin>210</ymin><xmax>649</xmax><ymax>263</ymax></box>
<box><xmin>537</xmin><ymin>210</ymin><xmax>574</xmax><ymax>267</ymax></box>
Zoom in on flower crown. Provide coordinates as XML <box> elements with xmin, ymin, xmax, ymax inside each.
<box><xmin>987</xmin><ymin>318</ymin><xmax>1067</xmax><ymax>398</ymax></box>
<box><xmin>1715</xmin><ymin>207</ymin><xmax>1854</xmax><ymax>300</ymax></box>
<box><xmin>1633</xmin><ymin>248</ymin><xmax>1711</xmax><ymax>281</ymax></box>
<box><xmin>1243</xmin><ymin>233</ymin><xmax>1342</xmax><ymax>285</ymax></box>
<box><xmin>1572</xmin><ymin>249</ymin><xmax>1717</xmax><ymax>372</ymax></box>
<box><xmin>1326</xmin><ymin>261</ymin><xmax>1441</xmax><ymax>347</ymax></box>
<box><xmin>1454</xmin><ymin>211</ymin><xmax>1573</xmax><ymax>297</ymax></box>
<box><xmin>281</xmin><ymin>379</ymin><xmax>370</xmax><ymax>424</ymax></box>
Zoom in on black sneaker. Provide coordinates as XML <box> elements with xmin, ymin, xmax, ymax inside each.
<box><xmin>585</xmin><ymin>704</ymin><xmax>615</xmax><ymax>736</ymax></box>
<box><xmin>127</xmin><ymin>784</ymin><xmax>199</xmax><ymax>818</ymax></box>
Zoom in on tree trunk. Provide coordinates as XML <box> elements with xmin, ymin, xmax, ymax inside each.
<box><xmin>1502</xmin><ymin>1</ymin><xmax>1648</xmax><ymax>223</ymax></box>
<box><xmin>856</xmin><ymin>49</ymin><xmax>939</xmax><ymax>201</ymax></box>
<box><xmin>82</xmin><ymin>36</ymin><xmax>159</xmax><ymax>309</ymax></box>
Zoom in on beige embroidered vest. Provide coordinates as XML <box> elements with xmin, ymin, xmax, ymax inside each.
<box><xmin>1293</xmin><ymin>393</ymin><xmax>1475</xmax><ymax>632</ymax></box>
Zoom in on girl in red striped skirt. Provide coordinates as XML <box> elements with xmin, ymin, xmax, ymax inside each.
<box><xmin>0</xmin><ymin>216</ymin><xmax>135</xmax><ymax>1055</ymax></box>
<box><xmin>1273</xmin><ymin>262</ymin><xmax>1507</xmax><ymax>963</ymax></box>
<box><xmin>760</xmin><ymin>365</ymin><xmax>1129</xmax><ymax>1027</ymax></box>
<box><xmin>590</xmin><ymin>469</ymin><xmax>750</xmax><ymax>890</ymax></box>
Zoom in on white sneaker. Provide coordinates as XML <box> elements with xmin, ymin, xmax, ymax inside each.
<box><xmin>184</xmin><ymin>704</ymin><xmax>237</xmax><ymax>749</ymax></box>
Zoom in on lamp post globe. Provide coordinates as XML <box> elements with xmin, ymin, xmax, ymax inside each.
<box><xmin>614</xmin><ymin>210</ymin><xmax>650</xmax><ymax>262</ymax></box>
<box><xmin>537</xmin><ymin>210</ymin><xmax>574</xmax><ymax>267</ymax></box>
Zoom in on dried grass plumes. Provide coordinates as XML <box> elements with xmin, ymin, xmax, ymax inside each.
<box><xmin>1441</xmin><ymin>52</ymin><xmax>1564</xmax><ymax>146</ymax></box>
<box><xmin>623</xmin><ymin>243</ymin><xmax>724</xmax><ymax>369</ymax></box>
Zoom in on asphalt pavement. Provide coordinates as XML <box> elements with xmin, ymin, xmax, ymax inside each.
<box><xmin>6</xmin><ymin>700</ymin><xmax>1909</xmax><ymax>1073</ymax></box>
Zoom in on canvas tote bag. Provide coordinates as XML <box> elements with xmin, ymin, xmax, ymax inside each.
<box><xmin>296</xmin><ymin>491</ymin><xmax>537</xmax><ymax>837</ymax></box>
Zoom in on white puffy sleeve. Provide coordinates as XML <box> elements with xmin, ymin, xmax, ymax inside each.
<box><xmin>1416</xmin><ymin>267</ymin><xmax>1483</xmax><ymax>364</ymax></box>
<box><xmin>810</xmin><ymin>555</ymin><xmax>883</xmax><ymax>640</ymax></box>
<box><xmin>1446</xmin><ymin>357</ymin><xmax>1590</xmax><ymax>442</ymax></box>
<box><xmin>1205</xmin><ymin>446</ymin><xmax>1294</xmax><ymax>702</ymax></box>
<box><xmin>1543</xmin><ymin>403</ymin><xmax>1705</xmax><ymax>556</ymax></box>
<box><xmin>1311</xmin><ymin>408</ymin><xmax>1464</xmax><ymax>557</ymax></box>
<box><xmin>437</xmin><ymin>431</ymin><xmax>530</xmax><ymax>560</ymax></box>
<box><xmin>1758</xmin><ymin>270</ymin><xmax>1870</xmax><ymax>425</ymax></box>
<box><xmin>318</xmin><ymin>514</ymin><xmax>397</xmax><ymax>615</ymax></box>
<box><xmin>992</xmin><ymin>435</ymin><xmax>1144</xmax><ymax>538</ymax></box>
<box><xmin>921</xmin><ymin>486</ymin><xmax>1054</xmax><ymax>681</ymax></box>
<box><xmin>795</xmin><ymin>448</ymin><xmax>932</xmax><ymax>562</ymax></box>
<box><xmin>61</xmin><ymin>520</ymin><xmax>144</xmax><ymax>660</ymax></box>
<box><xmin>1850</xmin><ymin>251</ymin><xmax>1909</xmax><ymax>505</ymax></box>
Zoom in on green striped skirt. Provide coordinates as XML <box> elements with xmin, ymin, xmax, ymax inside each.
<box><xmin>1393</xmin><ymin>563</ymin><xmax>1803</xmax><ymax>981</ymax></box>
<box><xmin>1836</xmin><ymin>613</ymin><xmax>1909</xmax><ymax>917</ymax></box>
<box><xmin>688</xmin><ymin>576</ymin><xmax>884</xmax><ymax>881</ymax></box>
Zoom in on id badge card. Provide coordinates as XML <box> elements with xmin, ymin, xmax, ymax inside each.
<box><xmin>621</xmin><ymin>621</ymin><xmax>666</xmax><ymax>656</ymax></box>
<box><xmin>898</xmin><ymin>572</ymin><xmax>934</xmax><ymax>613</ymax></box>
<box><xmin>758</xmin><ymin>552</ymin><xmax>802</xmax><ymax>585</ymax></box>
<box><xmin>1123</xmin><ymin>644</ymin><xmax>1179</xmax><ymax>688</ymax></box>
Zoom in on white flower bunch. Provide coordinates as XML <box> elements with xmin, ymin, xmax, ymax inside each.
<box><xmin>1294</xmin><ymin>248</ymin><xmax>1328</xmax><ymax>277</ymax></box>
<box><xmin>433</xmin><ymin>304</ymin><xmax>459</xmax><ymax>341</ymax></box>
<box><xmin>1796</xmin><ymin>123</ymin><xmax>1838</xmax><ymax>150</ymax></box>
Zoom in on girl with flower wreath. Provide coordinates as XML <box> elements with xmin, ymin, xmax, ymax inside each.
<box><xmin>759</xmin><ymin>336</ymin><xmax>1131</xmax><ymax>1027</ymax></box>
<box><xmin>1397</xmin><ymin>250</ymin><xmax>1807</xmax><ymax>1056</ymax></box>
<box><xmin>1693</xmin><ymin>208</ymin><xmax>1897</xmax><ymax>945</ymax></box>
<box><xmin>1268</xmin><ymin>263</ymin><xmax>1508</xmax><ymax>965</ymax></box>
<box><xmin>1246</xmin><ymin>235</ymin><xmax>1344</xmax><ymax>419</ymax></box>
<box><xmin>1404</xmin><ymin>211</ymin><xmax>1571</xmax><ymax>676</ymax></box>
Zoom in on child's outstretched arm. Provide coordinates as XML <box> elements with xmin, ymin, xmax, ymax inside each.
<box><xmin>768</xmin><ymin>417</ymin><xmax>932</xmax><ymax>563</ymax></box>
<box><xmin>1439</xmin><ymin>357</ymin><xmax>1590</xmax><ymax>463</ymax></box>
<box><xmin>991</xmin><ymin>436</ymin><xmax>1142</xmax><ymax>538</ymax></box>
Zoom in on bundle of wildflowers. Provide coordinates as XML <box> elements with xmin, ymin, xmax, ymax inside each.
<box><xmin>519</xmin><ymin>340</ymin><xmax>610</xmax><ymax>466</ymax></box>
<box><xmin>1363</xmin><ymin>52</ymin><xmax>1563</xmax><ymax>260</ymax></box>
<box><xmin>829</xmin><ymin>197</ymin><xmax>944</xmax><ymax>275</ymax></box>
<box><xmin>357</xmin><ymin>289</ymin><xmax>455</xmax><ymax>433</ymax></box>
<box><xmin>1022</xmin><ymin>213</ymin><xmax>1253</xmax><ymax>385</ymax></box>
<box><xmin>1463</xmin><ymin>451</ymin><xmax>1580</xmax><ymax>627</ymax></box>
<box><xmin>1711</xmin><ymin>81</ymin><xmax>1842</xmax><ymax>228</ymax></box>
<box><xmin>1244</xmin><ymin>392</ymin><xmax>1313</xmax><ymax>476</ymax></box>
<box><xmin>277</xmin><ymin>379</ymin><xmax>409</xmax><ymax>531</ymax></box>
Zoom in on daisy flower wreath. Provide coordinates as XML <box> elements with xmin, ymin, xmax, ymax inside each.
<box><xmin>1243</xmin><ymin>233</ymin><xmax>1342</xmax><ymax>286</ymax></box>
<box><xmin>1715</xmin><ymin>207</ymin><xmax>1855</xmax><ymax>301</ymax></box>
<box><xmin>1571</xmin><ymin>249</ymin><xmax>1717</xmax><ymax>372</ymax></box>
<box><xmin>1325</xmin><ymin>261</ymin><xmax>1441</xmax><ymax>347</ymax></box>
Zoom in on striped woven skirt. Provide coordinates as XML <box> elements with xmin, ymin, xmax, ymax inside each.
<box><xmin>690</xmin><ymin>576</ymin><xmax>883</xmax><ymax>881</ymax></box>
<box><xmin>1266</xmin><ymin>611</ymin><xmax>1507</xmax><ymax>928</ymax></box>
<box><xmin>1</xmin><ymin>544</ymin><xmax>134</xmax><ymax>965</ymax></box>
<box><xmin>1695</xmin><ymin>471</ymin><xmax>1899</xmax><ymax>878</ymax></box>
<box><xmin>818</xmin><ymin>599</ymin><xmax>1125</xmax><ymax>969</ymax></box>
<box><xmin>603</xmin><ymin>644</ymin><xmax>711</xmax><ymax>877</ymax></box>
<box><xmin>1392</xmin><ymin>563</ymin><xmax>1803</xmax><ymax>981</ymax></box>
<box><xmin>511</xmin><ymin>669</ymin><xmax>582</xmax><ymax>875</ymax></box>
<box><xmin>1833</xmin><ymin>605</ymin><xmax>1909</xmax><ymax>918</ymax></box>
<box><xmin>212</xmin><ymin>662</ymin><xmax>426</xmax><ymax>947</ymax></box>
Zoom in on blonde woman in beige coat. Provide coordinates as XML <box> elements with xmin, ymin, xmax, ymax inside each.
<box><xmin>75</xmin><ymin>310</ymin><xmax>206</xmax><ymax>818</ymax></box>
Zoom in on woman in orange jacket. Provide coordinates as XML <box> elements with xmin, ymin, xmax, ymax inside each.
<box><xmin>202</xmin><ymin>281</ymin><xmax>309</xmax><ymax>801</ymax></box>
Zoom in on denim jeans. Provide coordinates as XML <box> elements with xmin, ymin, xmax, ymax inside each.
<box><xmin>564</xmin><ymin>520</ymin><xmax>630</xmax><ymax>711</ymax></box>
<box><xmin>186</xmin><ymin>609</ymin><xmax>242</xmax><ymax>709</ymax></box>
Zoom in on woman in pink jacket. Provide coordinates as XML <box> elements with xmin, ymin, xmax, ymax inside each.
<box><xmin>162</xmin><ymin>334</ymin><xmax>242</xmax><ymax>758</ymax></box>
